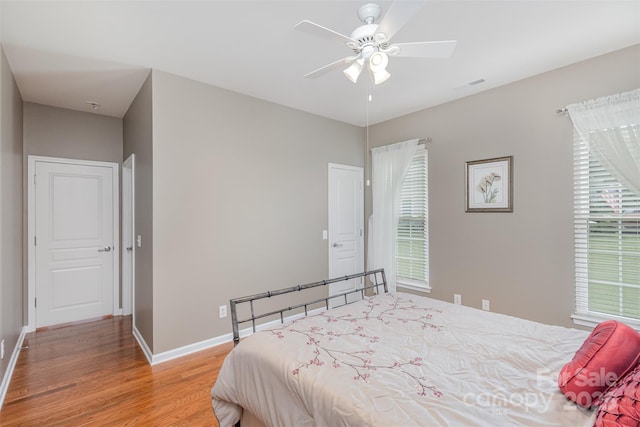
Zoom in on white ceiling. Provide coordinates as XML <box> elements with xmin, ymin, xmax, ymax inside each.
<box><xmin>1</xmin><ymin>1</ymin><xmax>638</xmax><ymax>126</ymax></box>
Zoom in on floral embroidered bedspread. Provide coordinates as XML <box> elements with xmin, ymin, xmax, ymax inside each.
<box><xmin>212</xmin><ymin>293</ymin><xmax>595</xmax><ymax>427</ymax></box>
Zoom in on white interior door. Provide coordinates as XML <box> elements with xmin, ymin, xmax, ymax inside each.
<box><xmin>328</xmin><ymin>163</ymin><xmax>364</xmax><ymax>308</ymax></box>
<box><xmin>32</xmin><ymin>158</ymin><xmax>118</xmax><ymax>328</ymax></box>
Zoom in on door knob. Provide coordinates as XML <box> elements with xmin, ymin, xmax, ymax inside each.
<box><xmin>98</xmin><ymin>246</ymin><xmax>112</xmax><ymax>252</ymax></box>
<box><xmin>332</xmin><ymin>243</ymin><xmax>343</xmax><ymax>248</ymax></box>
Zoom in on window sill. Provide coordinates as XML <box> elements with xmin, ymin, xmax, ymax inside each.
<box><xmin>397</xmin><ymin>281</ymin><xmax>431</xmax><ymax>294</ymax></box>
<box><xmin>572</xmin><ymin>313</ymin><xmax>640</xmax><ymax>331</ymax></box>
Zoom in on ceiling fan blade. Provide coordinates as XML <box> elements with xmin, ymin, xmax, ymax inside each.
<box><xmin>294</xmin><ymin>20</ymin><xmax>356</xmax><ymax>45</ymax></box>
<box><xmin>304</xmin><ymin>56</ymin><xmax>357</xmax><ymax>79</ymax></box>
<box><xmin>376</xmin><ymin>0</ymin><xmax>427</xmax><ymax>42</ymax></box>
<box><xmin>304</xmin><ymin>56</ymin><xmax>358</xmax><ymax>79</ymax></box>
<box><xmin>389</xmin><ymin>40</ymin><xmax>457</xmax><ymax>58</ymax></box>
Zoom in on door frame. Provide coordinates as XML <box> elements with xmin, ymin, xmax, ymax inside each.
<box><xmin>328</xmin><ymin>163</ymin><xmax>364</xmax><ymax>282</ymax></box>
<box><xmin>27</xmin><ymin>155</ymin><xmax>120</xmax><ymax>332</ymax></box>
<box><xmin>122</xmin><ymin>154</ymin><xmax>135</xmax><ymax>317</ymax></box>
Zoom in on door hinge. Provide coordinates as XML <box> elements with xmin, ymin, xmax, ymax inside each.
<box><xmin>360</xmin><ymin>229</ymin><xmax>363</xmax><ymax>236</ymax></box>
<box><xmin>35</xmin><ymin>298</ymin><xmax>37</xmax><ymax>308</ymax></box>
<box><xmin>34</xmin><ymin>174</ymin><xmax>36</xmax><ymax>185</ymax></box>
<box><xmin>34</xmin><ymin>236</ymin><xmax>37</xmax><ymax>246</ymax></box>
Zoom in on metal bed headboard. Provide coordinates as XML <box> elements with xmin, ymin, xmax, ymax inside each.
<box><xmin>230</xmin><ymin>269</ymin><xmax>387</xmax><ymax>346</ymax></box>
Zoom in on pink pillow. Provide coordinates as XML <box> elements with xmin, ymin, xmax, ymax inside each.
<box><xmin>594</xmin><ymin>364</ymin><xmax>640</xmax><ymax>426</ymax></box>
<box><xmin>558</xmin><ymin>320</ymin><xmax>640</xmax><ymax>408</ymax></box>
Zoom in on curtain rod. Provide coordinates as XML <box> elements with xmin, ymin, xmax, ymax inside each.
<box><xmin>369</xmin><ymin>138</ymin><xmax>432</xmax><ymax>151</ymax></box>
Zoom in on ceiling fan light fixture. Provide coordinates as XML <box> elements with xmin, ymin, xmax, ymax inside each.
<box><xmin>344</xmin><ymin>60</ymin><xmax>363</xmax><ymax>83</ymax></box>
<box><xmin>369</xmin><ymin>51</ymin><xmax>388</xmax><ymax>71</ymax></box>
<box><xmin>368</xmin><ymin>51</ymin><xmax>390</xmax><ymax>84</ymax></box>
<box><xmin>372</xmin><ymin>68</ymin><xmax>391</xmax><ymax>85</ymax></box>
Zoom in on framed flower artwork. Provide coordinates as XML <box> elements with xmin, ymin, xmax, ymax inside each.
<box><xmin>465</xmin><ymin>156</ymin><xmax>513</xmax><ymax>212</ymax></box>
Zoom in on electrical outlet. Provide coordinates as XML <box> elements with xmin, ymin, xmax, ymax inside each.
<box><xmin>1</xmin><ymin>339</ymin><xmax>5</xmax><ymax>360</ymax></box>
<box><xmin>482</xmin><ymin>299</ymin><xmax>490</xmax><ymax>311</ymax></box>
<box><xmin>219</xmin><ymin>305</ymin><xmax>227</xmax><ymax>319</ymax></box>
<box><xmin>454</xmin><ymin>294</ymin><xmax>462</xmax><ymax>305</ymax></box>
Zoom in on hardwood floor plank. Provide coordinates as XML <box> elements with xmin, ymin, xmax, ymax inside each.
<box><xmin>0</xmin><ymin>316</ymin><xmax>232</xmax><ymax>426</ymax></box>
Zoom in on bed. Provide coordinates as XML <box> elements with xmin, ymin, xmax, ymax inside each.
<box><xmin>211</xmin><ymin>270</ymin><xmax>596</xmax><ymax>426</ymax></box>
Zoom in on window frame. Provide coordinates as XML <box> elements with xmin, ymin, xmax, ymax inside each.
<box><xmin>572</xmin><ymin>126</ymin><xmax>640</xmax><ymax>329</ymax></box>
<box><xmin>396</xmin><ymin>145</ymin><xmax>430</xmax><ymax>292</ymax></box>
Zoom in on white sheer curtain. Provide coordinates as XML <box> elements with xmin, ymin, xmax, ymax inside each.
<box><xmin>566</xmin><ymin>88</ymin><xmax>640</xmax><ymax>196</ymax></box>
<box><xmin>368</xmin><ymin>139</ymin><xmax>419</xmax><ymax>292</ymax></box>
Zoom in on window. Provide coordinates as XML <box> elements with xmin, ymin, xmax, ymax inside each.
<box><xmin>573</xmin><ymin>125</ymin><xmax>640</xmax><ymax>326</ymax></box>
<box><xmin>396</xmin><ymin>145</ymin><xmax>429</xmax><ymax>290</ymax></box>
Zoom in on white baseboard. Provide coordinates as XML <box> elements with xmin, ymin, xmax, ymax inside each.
<box><xmin>132</xmin><ymin>326</ymin><xmax>153</xmax><ymax>365</ymax></box>
<box><xmin>0</xmin><ymin>326</ymin><xmax>27</xmax><ymax>410</ymax></box>
<box><xmin>149</xmin><ymin>307</ymin><xmax>325</xmax><ymax>366</ymax></box>
<box><xmin>151</xmin><ymin>332</ymin><xmax>233</xmax><ymax>365</ymax></box>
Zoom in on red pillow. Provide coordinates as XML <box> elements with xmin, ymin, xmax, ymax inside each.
<box><xmin>594</xmin><ymin>364</ymin><xmax>640</xmax><ymax>426</ymax></box>
<box><xmin>558</xmin><ymin>320</ymin><xmax>640</xmax><ymax>408</ymax></box>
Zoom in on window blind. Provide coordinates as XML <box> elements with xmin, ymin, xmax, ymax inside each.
<box><xmin>574</xmin><ymin>125</ymin><xmax>640</xmax><ymax>325</ymax></box>
<box><xmin>396</xmin><ymin>145</ymin><xmax>429</xmax><ymax>289</ymax></box>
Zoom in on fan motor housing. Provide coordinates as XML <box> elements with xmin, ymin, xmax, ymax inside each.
<box><xmin>351</xmin><ymin>24</ymin><xmax>378</xmax><ymax>43</ymax></box>
<box><xmin>349</xmin><ymin>24</ymin><xmax>389</xmax><ymax>55</ymax></box>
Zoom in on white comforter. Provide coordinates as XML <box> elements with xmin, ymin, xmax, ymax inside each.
<box><xmin>211</xmin><ymin>293</ymin><xmax>596</xmax><ymax>426</ymax></box>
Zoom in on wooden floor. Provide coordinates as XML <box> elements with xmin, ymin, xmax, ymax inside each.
<box><xmin>0</xmin><ymin>316</ymin><xmax>233</xmax><ymax>426</ymax></box>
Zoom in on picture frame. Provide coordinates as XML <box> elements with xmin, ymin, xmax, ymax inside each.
<box><xmin>465</xmin><ymin>156</ymin><xmax>513</xmax><ymax>212</ymax></box>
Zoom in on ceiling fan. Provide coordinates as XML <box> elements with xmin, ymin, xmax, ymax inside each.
<box><xmin>294</xmin><ymin>0</ymin><xmax>456</xmax><ymax>85</ymax></box>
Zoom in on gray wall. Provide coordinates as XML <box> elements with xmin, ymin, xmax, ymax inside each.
<box><xmin>367</xmin><ymin>45</ymin><xmax>640</xmax><ymax>327</ymax></box>
<box><xmin>23</xmin><ymin>102</ymin><xmax>122</xmax><ymax>163</ymax></box>
<box><xmin>150</xmin><ymin>70</ymin><xmax>364</xmax><ymax>353</ymax></box>
<box><xmin>123</xmin><ymin>72</ymin><xmax>153</xmax><ymax>351</ymax></box>
<box><xmin>0</xmin><ymin>47</ymin><xmax>23</xmax><ymax>393</ymax></box>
